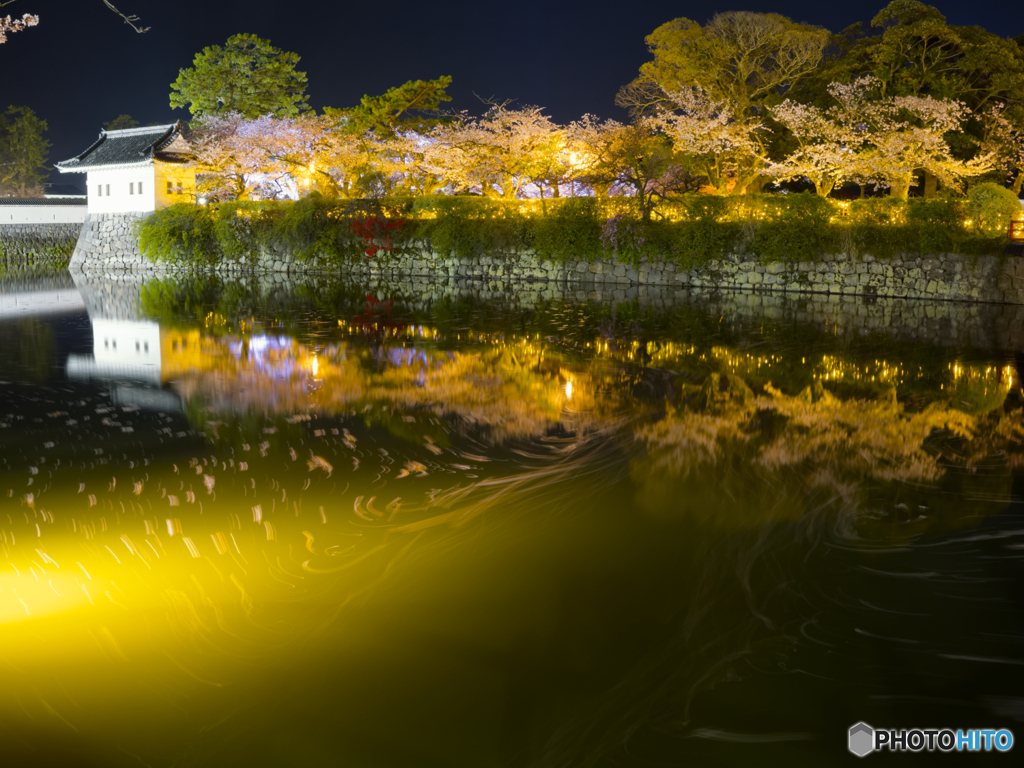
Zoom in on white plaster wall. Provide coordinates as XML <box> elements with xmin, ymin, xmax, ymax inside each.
<box><xmin>85</xmin><ymin>167</ymin><xmax>157</xmax><ymax>214</ymax></box>
<box><xmin>0</xmin><ymin>204</ymin><xmax>87</xmax><ymax>224</ymax></box>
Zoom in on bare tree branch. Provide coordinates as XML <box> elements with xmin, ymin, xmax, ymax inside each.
<box><xmin>102</xmin><ymin>1</ymin><xmax>148</xmax><ymax>33</ymax></box>
<box><xmin>1</xmin><ymin>1</ymin><xmax>149</xmax><ymax>33</ymax></box>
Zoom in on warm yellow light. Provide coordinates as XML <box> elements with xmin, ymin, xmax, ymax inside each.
<box><xmin>565</xmin><ymin>380</ymin><xmax>573</xmax><ymax>400</ymax></box>
<box><xmin>0</xmin><ymin>572</ymin><xmax>92</xmax><ymax>625</ymax></box>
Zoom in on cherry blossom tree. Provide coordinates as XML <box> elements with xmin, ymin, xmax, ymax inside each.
<box><xmin>656</xmin><ymin>88</ymin><xmax>767</xmax><ymax>195</ymax></box>
<box><xmin>566</xmin><ymin>115</ymin><xmax>689</xmax><ymax>218</ymax></box>
<box><xmin>826</xmin><ymin>76</ymin><xmax>991</xmax><ymax>198</ymax></box>
<box><xmin>423</xmin><ymin>105</ymin><xmax>561</xmax><ymax>198</ymax></box>
<box><xmin>981</xmin><ymin>103</ymin><xmax>1024</xmax><ymax>195</ymax></box>
<box><xmin>0</xmin><ymin>12</ymin><xmax>37</xmax><ymax>44</ymax></box>
<box><xmin>766</xmin><ymin>100</ymin><xmax>858</xmax><ymax>197</ymax></box>
<box><xmin>186</xmin><ymin>113</ymin><xmax>301</xmax><ymax>201</ymax></box>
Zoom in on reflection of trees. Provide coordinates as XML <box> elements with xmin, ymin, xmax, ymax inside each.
<box><xmin>631</xmin><ymin>372</ymin><xmax>1024</xmax><ymax>532</ymax></box>
<box><xmin>173</xmin><ymin>336</ymin><xmax>590</xmax><ymax>446</ymax></box>
<box><xmin>540</xmin><ymin>373</ymin><xmax>1024</xmax><ymax>767</ymax></box>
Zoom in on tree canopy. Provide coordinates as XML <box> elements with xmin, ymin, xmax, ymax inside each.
<box><xmin>326</xmin><ymin>77</ymin><xmax>453</xmax><ymax>137</ymax></box>
<box><xmin>103</xmin><ymin>114</ymin><xmax>138</xmax><ymax>131</ymax></box>
<box><xmin>0</xmin><ymin>105</ymin><xmax>50</xmax><ymax>196</ymax></box>
<box><xmin>169</xmin><ymin>33</ymin><xmax>309</xmax><ymax>120</ymax></box>
<box><xmin>618</xmin><ymin>12</ymin><xmax>830</xmax><ymax>119</ymax></box>
<box><xmin>799</xmin><ymin>1</ymin><xmax>1024</xmax><ymax>111</ymax></box>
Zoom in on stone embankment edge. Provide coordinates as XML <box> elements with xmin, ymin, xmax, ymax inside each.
<box><xmin>67</xmin><ymin>211</ymin><xmax>1024</xmax><ymax>305</ymax></box>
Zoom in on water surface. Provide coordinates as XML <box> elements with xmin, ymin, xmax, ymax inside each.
<box><xmin>3</xmin><ymin>272</ymin><xmax>1024</xmax><ymax>766</ymax></box>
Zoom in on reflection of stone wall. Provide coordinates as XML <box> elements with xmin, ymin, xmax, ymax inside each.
<box><xmin>71</xmin><ymin>270</ymin><xmax>149</xmax><ymax>321</ymax></box>
<box><xmin>70</xmin><ymin>270</ymin><xmax>1024</xmax><ymax>351</ymax></box>
<box><xmin>69</xmin><ymin>232</ymin><xmax>1024</xmax><ymax>305</ymax></box>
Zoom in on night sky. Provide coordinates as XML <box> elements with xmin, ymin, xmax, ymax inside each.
<box><xmin>2</xmin><ymin>0</ymin><xmax>1022</xmax><ymax>188</ymax></box>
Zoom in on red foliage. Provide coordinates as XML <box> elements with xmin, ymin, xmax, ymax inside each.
<box><xmin>350</xmin><ymin>217</ymin><xmax>405</xmax><ymax>258</ymax></box>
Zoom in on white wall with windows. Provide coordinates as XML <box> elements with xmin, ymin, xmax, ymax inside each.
<box><xmin>85</xmin><ymin>166</ymin><xmax>157</xmax><ymax>214</ymax></box>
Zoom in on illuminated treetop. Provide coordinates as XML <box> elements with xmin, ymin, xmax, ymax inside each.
<box><xmin>170</xmin><ymin>33</ymin><xmax>309</xmax><ymax>121</ymax></box>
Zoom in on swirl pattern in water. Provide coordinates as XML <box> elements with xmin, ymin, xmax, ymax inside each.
<box><xmin>2</xmin><ymin>271</ymin><xmax>1024</xmax><ymax>766</ymax></box>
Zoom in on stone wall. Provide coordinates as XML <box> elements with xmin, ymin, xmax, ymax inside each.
<box><xmin>68</xmin><ymin>212</ymin><xmax>168</xmax><ymax>273</ymax></box>
<box><xmin>0</xmin><ymin>222</ymin><xmax>79</xmax><ymax>268</ymax></box>
<box><xmin>67</xmin><ymin>226</ymin><xmax>1024</xmax><ymax>305</ymax></box>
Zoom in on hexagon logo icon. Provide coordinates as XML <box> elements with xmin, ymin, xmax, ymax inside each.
<box><xmin>849</xmin><ymin>722</ymin><xmax>874</xmax><ymax>757</ymax></box>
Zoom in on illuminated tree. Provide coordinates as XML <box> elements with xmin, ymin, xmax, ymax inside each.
<box><xmin>328</xmin><ymin>77</ymin><xmax>453</xmax><ymax>138</ymax></box>
<box><xmin>170</xmin><ymin>34</ymin><xmax>309</xmax><ymax>121</ymax></box>
<box><xmin>805</xmin><ymin>1</ymin><xmax>1024</xmax><ymax>111</ymax></box>
<box><xmin>323</xmin><ymin>78</ymin><xmax>454</xmax><ymax>197</ymax></box>
<box><xmin>825</xmin><ymin>76</ymin><xmax>991</xmax><ymax>198</ymax></box>
<box><xmin>423</xmin><ymin>105</ymin><xmax>561</xmax><ymax>199</ymax></box>
<box><xmin>186</xmin><ymin>113</ymin><xmax>298</xmax><ymax>201</ymax></box>
<box><xmin>566</xmin><ymin>115</ymin><xmax>687</xmax><ymax>218</ymax></box>
<box><xmin>981</xmin><ymin>103</ymin><xmax>1024</xmax><ymax>195</ymax></box>
<box><xmin>618</xmin><ymin>12</ymin><xmax>828</xmax><ymax>120</ymax></box>
<box><xmin>656</xmin><ymin>88</ymin><xmax>767</xmax><ymax>195</ymax></box>
<box><xmin>766</xmin><ymin>100</ymin><xmax>859</xmax><ymax>197</ymax></box>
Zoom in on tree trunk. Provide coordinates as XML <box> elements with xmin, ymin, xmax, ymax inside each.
<box><xmin>889</xmin><ymin>178</ymin><xmax>911</xmax><ymax>200</ymax></box>
<box><xmin>923</xmin><ymin>170</ymin><xmax>938</xmax><ymax>198</ymax></box>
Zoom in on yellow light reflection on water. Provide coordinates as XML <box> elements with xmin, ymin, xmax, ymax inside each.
<box><xmin>0</xmin><ymin>571</ymin><xmax>91</xmax><ymax>624</ymax></box>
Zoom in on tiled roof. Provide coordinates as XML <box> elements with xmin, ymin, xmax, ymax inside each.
<box><xmin>56</xmin><ymin>123</ymin><xmax>189</xmax><ymax>172</ymax></box>
<box><xmin>0</xmin><ymin>197</ymin><xmax>87</xmax><ymax>206</ymax></box>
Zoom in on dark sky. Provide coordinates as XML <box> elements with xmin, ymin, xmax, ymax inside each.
<box><xmin>2</xmin><ymin>0</ymin><xmax>1022</xmax><ymax>188</ymax></box>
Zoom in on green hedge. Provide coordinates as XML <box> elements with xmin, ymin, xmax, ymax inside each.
<box><xmin>137</xmin><ymin>193</ymin><xmax>1015</xmax><ymax>270</ymax></box>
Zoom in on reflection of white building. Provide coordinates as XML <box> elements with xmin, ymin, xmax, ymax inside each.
<box><xmin>66</xmin><ymin>318</ymin><xmax>187</xmax><ymax>412</ymax></box>
<box><xmin>55</xmin><ymin>123</ymin><xmax>194</xmax><ymax>214</ymax></box>
<box><xmin>67</xmin><ymin>319</ymin><xmax>162</xmax><ymax>383</ymax></box>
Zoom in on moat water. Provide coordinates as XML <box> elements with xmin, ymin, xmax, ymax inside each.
<box><xmin>2</xmin><ymin>271</ymin><xmax>1024</xmax><ymax>766</ymax></box>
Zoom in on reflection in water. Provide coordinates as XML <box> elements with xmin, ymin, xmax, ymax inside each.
<box><xmin>3</xmin><ymin>273</ymin><xmax>1024</xmax><ymax>766</ymax></box>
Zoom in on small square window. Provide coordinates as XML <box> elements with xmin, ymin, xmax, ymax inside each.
<box><xmin>97</xmin><ymin>185</ymin><xmax>102</xmax><ymax>197</ymax></box>
<box><xmin>105</xmin><ymin>184</ymin><xmax>110</xmax><ymax>196</ymax></box>
<box><xmin>166</xmin><ymin>181</ymin><xmax>173</xmax><ymax>194</ymax></box>
<box><xmin>129</xmin><ymin>182</ymin><xmax>134</xmax><ymax>195</ymax></box>
<box><xmin>138</xmin><ymin>181</ymin><xmax>143</xmax><ymax>195</ymax></box>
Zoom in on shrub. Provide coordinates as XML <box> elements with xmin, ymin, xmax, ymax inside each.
<box><xmin>906</xmin><ymin>198</ymin><xmax>964</xmax><ymax>254</ymax></box>
<box><xmin>213</xmin><ymin>201</ymin><xmax>282</xmax><ymax>266</ymax></box>
<box><xmin>533</xmin><ymin>197</ymin><xmax>603</xmax><ymax>263</ymax></box>
<box><xmin>270</xmin><ymin>193</ymin><xmax>349</xmax><ymax>263</ymax></box>
<box><xmin>967</xmin><ymin>183</ymin><xmax>1022</xmax><ymax>238</ymax></box>
<box><xmin>138</xmin><ymin>203</ymin><xmax>219</xmax><ymax>265</ymax></box>
<box><xmin>668</xmin><ymin>195</ymin><xmax>741</xmax><ymax>267</ymax></box>
<box><xmin>749</xmin><ymin>193</ymin><xmax>834</xmax><ymax>263</ymax></box>
<box><xmin>413</xmin><ymin>196</ymin><xmax>531</xmax><ymax>259</ymax></box>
